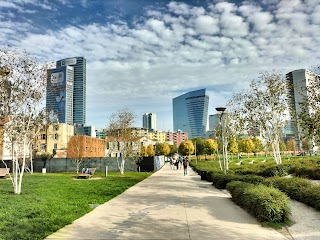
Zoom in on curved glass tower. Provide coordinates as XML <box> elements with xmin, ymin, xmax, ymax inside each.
<box><xmin>173</xmin><ymin>89</ymin><xmax>209</xmax><ymax>138</ymax></box>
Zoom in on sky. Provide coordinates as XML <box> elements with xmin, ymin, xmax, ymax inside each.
<box><xmin>0</xmin><ymin>0</ymin><xmax>319</xmax><ymax>132</ymax></box>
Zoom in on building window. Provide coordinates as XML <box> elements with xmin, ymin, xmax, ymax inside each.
<box><xmin>53</xmin><ymin>125</ymin><xmax>59</xmax><ymax>131</ymax></box>
<box><xmin>54</xmin><ymin>143</ymin><xmax>57</xmax><ymax>149</ymax></box>
<box><xmin>41</xmin><ymin>134</ymin><xmax>46</xmax><ymax>140</ymax></box>
<box><xmin>53</xmin><ymin>134</ymin><xmax>58</xmax><ymax>140</ymax></box>
<box><xmin>40</xmin><ymin>144</ymin><xmax>46</xmax><ymax>150</ymax></box>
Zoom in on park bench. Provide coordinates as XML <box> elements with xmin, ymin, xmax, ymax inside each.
<box><xmin>0</xmin><ymin>168</ymin><xmax>10</xmax><ymax>178</ymax></box>
<box><xmin>78</xmin><ymin>168</ymin><xmax>96</xmax><ymax>179</ymax></box>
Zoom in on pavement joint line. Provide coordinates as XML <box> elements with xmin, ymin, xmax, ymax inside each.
<box><xmin>181</xmin><ymin>173</ymin><xmax>192</xmax><ymax>240</ymax></box>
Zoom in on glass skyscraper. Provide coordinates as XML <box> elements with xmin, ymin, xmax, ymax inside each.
<box><xmin>47</xmin><ymin>57</ymin><xmax>86</xmax><ymax>125</ymax></box>
<box><xmin>173</xmin><ymin>89</ymin><xmax>209</xmax><ymax>138</ymax></box>
<box><xmin>143</xmin><ymin>113</ymin><xmax>156</xmax><ymax>131</ymax></box>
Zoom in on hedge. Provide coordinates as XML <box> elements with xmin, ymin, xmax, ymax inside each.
<box><xmin>268</xmin><ymin>177</ymin><xmax>320</xmax><ymax>211</ymax></box>
<box><xmin>211</xmin><ymin>173</ymin><xmax>266</xmax><ymax>189</ymax></box>
<box><xmin>226</xmin><ymin>181</ymin><xmax>290</xmax><ymax>223</ymax></box>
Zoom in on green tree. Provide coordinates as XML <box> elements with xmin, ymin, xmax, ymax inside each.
<box><xmin>169</xmin><ymin>144</ymin><xmax>178</xmax><ymax>156</ymax></box>
<box><xmin>301</xmin><ymin>138</ymin><xmax>311</xmax><ymax>152</ymax></box>
<box><xmin>279</xmin><ymin>140</ymin><xmax>287</xmax><ymax>153</ymax></box>
<box><xmin>154</xmin><ymin>142</ymin><xmax>161</xmax><ymax>156</ymax></box>
<box><xmin>252</xmin><ymin>137</ymin><xmax>264</xmax><ymax>155</ymax></box>
<box><xmin>178</xmin><ymin>140</ymin><xmax>194</xmax><ymax>156</ymax></box>
<box><xmin>192</xmin><ymin>137</ymin><xmax>205</xmax><ymax>160</ymax></box>
<box><xmin>227</xmin><ymin>137</ymin><xmax>238</xmax><ymax>155</ymax></box>
<box><xmin>239</xmin><ymin>138</ymin><xmax>254</xmax><ymax>157</ymax></box>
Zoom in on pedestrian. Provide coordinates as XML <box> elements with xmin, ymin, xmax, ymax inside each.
<box><xmin>169</xmin><ymin>157</ymin><xmax>173</xmax><ymax>169</ymax></box>
<box><xmin>183</xmin><ymin>158</ymin><xmax>188</xmax><ymax>176</ymax></box>
<box><xmin>175</xmin><ymin>159</ymin><xmax>179</xmax><ymax>170</ymax></box>
<box><xmin>179</xmin><ymin>156</ymin><xmax>183</xmax><ymax>169</ymax></box>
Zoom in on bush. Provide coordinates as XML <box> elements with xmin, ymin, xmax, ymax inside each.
<box><xmin>260</xmin><ymin>164</ymin><xmax>291</xmax><ymax>177</ymax></box>
<box><xmin>226</xmin><ymin>181</ymin><xmax>290</xmax><ymax>223</ymax></box>
<box><xmin>270</xmin><ymin>177</ymin><xmax>320</xmax><ymax>211</ymax></box>
<box><xmin>293</xmin><ymin>166</ymin><xmax>320</xmax><ymax>180</ymax></box>
<box><xmin>212</xmin><ymin>173</ymin><xmax>266</xmax><ymax>189</ymax></box>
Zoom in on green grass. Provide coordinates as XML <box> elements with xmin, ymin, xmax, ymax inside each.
<box><xmin>0</xmin><ymin>172</ymin><xmax>151</xmax><ymax>240</ymax></box>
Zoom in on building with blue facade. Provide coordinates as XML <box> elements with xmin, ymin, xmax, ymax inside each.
<box><xmin>173</xmin><ymin>89</ymin><xmax>209</xmax><ymax>138</ymax></box>
<box><xmin>47</xmin><ymin>57</ymin><xmax>86</xmax><ymax>125</ymax></box>
<box><xmin>46</xmin><ymin>66</ymin><xmax>74</xmax><ymax>124</ymax></box>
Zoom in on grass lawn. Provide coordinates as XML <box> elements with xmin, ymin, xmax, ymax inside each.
<box><xmin>0</xmin><ymin>171</ymin><xmax>151</xmax><ymax>240</ymax></box>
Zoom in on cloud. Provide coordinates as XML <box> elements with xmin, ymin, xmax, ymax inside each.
<box><xmin>0</xmin><ymin>0</ymin><xmax>319</xmax><ymax>130</ymax></box>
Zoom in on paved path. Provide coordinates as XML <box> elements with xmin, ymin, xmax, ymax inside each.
<box><xmin>46</xmin><ymin>165</ymin><xmax>287</xmax><ymax>240</ymax></box>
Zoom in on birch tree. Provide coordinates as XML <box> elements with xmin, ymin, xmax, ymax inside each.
<box><xmin>0</xmin><ymin>49</ymin><xmax>49</xmax><ymax>194</ymax></box>
<box><xmin>230</xmin><ymin>71</ymin><xmax>288</xmax><ymax>164</ymax></box>
<box><xmin>106</xmin><ymin>108</ymin><xmax>138</xmax><ymax>174</ymax></box>
<box><xmin>67</xmin><ymin>134</ymin><xmax>85</xmax><ymax>174</ymax></box>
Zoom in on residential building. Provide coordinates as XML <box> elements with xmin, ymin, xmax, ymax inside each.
<box><xmin>143</xmin><ymin>113</ymin><xmax>156</xmax><ymax>131</ymax></box>
<box><xmin>166</xmin><ymin>131</ymin><xmax>188</xmax><ymax>147</ymax></box>
<box><xmin>286</xmin><ymin>69</ymin><xmax>319</xmax><ymax>150</ymax></box>
<box><xmin>47</xmin><ymin>57</ymin><xmax>86</xmax><ymax>125</ymax></box>
<box><xmin>173</xmin><ymin>89</ymin><xmax>209</xmax><ymax>138</ymax></box>
<box><xmin>37</xmin><ymin>123</ymin><xmax>74</xmax><ymax>157</ymax></box>
<box><xmin>148</xmin><ymin>131</ymin><xmax>166</xmax><ymax>143</ymax></box>
<box><xmin>67</xmin><ymin>135</ymin><xmax>106</xmax><ymax>158</ymax></box>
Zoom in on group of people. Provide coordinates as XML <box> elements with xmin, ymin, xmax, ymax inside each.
<box><xmin>169</xmin><ymin>156</ymin><xmax>189</xmax><ymax>176</ymax></box>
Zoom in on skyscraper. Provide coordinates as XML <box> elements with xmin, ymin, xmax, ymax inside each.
<box><xmin>286</xmin><ymin>69</ymin><xmax>319</xmax><ymax>149</ymax></box>
<box><xmin>143</xmin><ymin>113</ymin><xmax>156</xmax><ymax>131</ymax></box>
<box><xmin>173</xmin><ymin>89</ymin><xmax>209</xmax><ymax>138</ymax></box>
<box><xmin>47</xmin><ymin>57</ymin><xmax>86</xmax><ymax>125</ymax></box>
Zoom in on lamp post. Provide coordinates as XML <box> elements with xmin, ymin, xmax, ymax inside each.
<box><xmin>215</xmin><ymin>107</ymin><xmax>227</xmax><ymax>175</ymax></box>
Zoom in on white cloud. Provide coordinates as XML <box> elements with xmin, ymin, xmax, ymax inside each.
<box><xmin>0</xmin><ymin>0</ymin><xmax>319</xmax><ymax>130</ymax></box>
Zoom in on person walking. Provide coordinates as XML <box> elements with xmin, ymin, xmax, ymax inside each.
<box><xmin>183</xmin><ymin>158</ymin><xmax>188</xmax><ymax>176</ymax></box>
<box><xmin>175</xmin><ymin>159</ymin><xmax>179</xmax><ymax>170</ymax></box>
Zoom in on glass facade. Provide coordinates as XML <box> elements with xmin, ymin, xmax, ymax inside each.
<box><xmin>46</xmin><ymin>66</ymin><xmax>74</xmax><ymax>124</ymax></box>
<box><xmin>56</xmin><ymin>57</ymin><xmax>86</xmax><ymax>125</ymax></box>
<box><xmin>173</xmin><ymin>89</ymin><xmax>209</xmax><ymax>138</ymax></box>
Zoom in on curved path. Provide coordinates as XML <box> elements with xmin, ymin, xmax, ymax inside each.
<box><xmin>46</xmin><ymin>165</ymin><xmax>287</xmax><ymax>240</ymax></box>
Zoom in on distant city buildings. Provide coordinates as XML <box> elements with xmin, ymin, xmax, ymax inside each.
<box><xmin>209</xmin><ymin>114</ymin><xmax>220</xmax><ymax>131</ymax></box>
<box><xmin>46</xmin><ymin>57</ymin><xmax>86</xmax><ymax>125</ymax></box>
<box><xmin>173</xmin><ymin>89</ymin><xmax>209</xmax><ymax>138</ymax></box>
<box><xmin>286</xmin><ymin>69</ymin><xmax>319</xmax><ymax>149</ymax></box>
<box><xmin>142</xmin><ymin>113</ymin><xmax>156</xmax><ymax>131</ymax></box>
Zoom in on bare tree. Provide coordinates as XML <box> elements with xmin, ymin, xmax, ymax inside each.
<box><xmin>230</xmin><ymin>71</ymin><xmax>288</xmax><ymax>164</ymax></box>
<box><xmin>106</xmin><ymin>108</ymin><xmax>138</xmax><ymax>174</ymax></box>
<box><xmin>67</xmin><ymin>134</ymin><xmax>85</xmax><ymax>174</ymax></box>
<box><xmin>0</xmin><ymin>48</ymin><xmax>49</xmax><ymax>194</ymax></box>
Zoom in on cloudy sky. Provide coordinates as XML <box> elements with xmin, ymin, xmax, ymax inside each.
<box><xmin>0</xmin><ymin>0</ymin><xmax>319</xmax><ymax>131</ymax></box>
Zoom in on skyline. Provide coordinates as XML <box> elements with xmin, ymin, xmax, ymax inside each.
<box><xmin>1</xmin><ymin>0</ymin><xmax>319</xmax><ymax>131</ymax></box>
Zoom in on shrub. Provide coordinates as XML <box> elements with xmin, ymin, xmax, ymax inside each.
<box><xmin>293</xmin><ymin>166</ymin><xmax>320</xmax><ymax>180</ymax></box>
<box><xmin>260</xmin><ymin>164</ymin><xmax>291</xmax><ymax>177</ymax></box>
<box><xmin>226</xmin><ymin>181</ymin><xmax>290</xmax><ymax>223</ymax></box>
<box><xmin>212</xmin><ymin>173</ymin><xmax>266</xmax><ymax>189</ymax></box>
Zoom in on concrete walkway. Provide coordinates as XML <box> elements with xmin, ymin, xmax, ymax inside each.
<box><xmin>46</xmin><ymin>165</ymin><xmax>287</xmax><ymax>240</ymax></box>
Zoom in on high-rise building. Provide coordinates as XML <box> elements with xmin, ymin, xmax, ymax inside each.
<box><xmin>209</xmin><ymin>114</ymin><xmax>220</xmax><ymax>131</ymax></box>
<box><xmin>143</xmin><ymin>113</ymin><xmax>156</xmax><ymax>131</ymax></box>
<box><xmin>46</xmin><ymin>66</ymin><xmax>74</xmax><ymax>124</ymax></box>
<box><xmin>46</xmin><ymin>57</ymin><xmax>86</xmax><ymax>125</ymax></box>
<box><xmin>173</xmin><ymin>89</ymin><xmax>209</xmax><ymax>138</ymax></box>
<box><xmin>286</xmin><ymin>69</ymin><xmax>319</xmax><ymax>149</ymax></box>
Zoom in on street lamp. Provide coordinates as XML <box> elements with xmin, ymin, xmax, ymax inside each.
<box><xmin>215</xmin><ymin>107</ymin><xmax>227</xmax><ymax>175</ymax></box>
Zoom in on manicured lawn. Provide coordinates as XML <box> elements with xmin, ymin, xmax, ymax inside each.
<box><xmin>0</xmin><ymin>172</ymin><xmax>151</xmax><ymax>240</ymax></box>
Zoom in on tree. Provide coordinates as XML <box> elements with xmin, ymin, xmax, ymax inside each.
<box><xmin>301</xmin><ymin>138</ymin><xmax>311</xmax><ymax>152</ymax></box>
<box><xmin>106</xmin><ymin>108</ymin><xmax>138</xmax><ymax>174</ymax></box>
<box><xmin>0</xmin><ymin>49</ymin><xmax>49</xmax><ymax>194</ymax></box>
<box><xmin>169</xmin><ymin>143</ymin><xmax>178</xmax><ymax>156</ymax></box>
<box><xmin>159</xmin><ymin>142</ymin><xmax>170</xmax><ymax>156</ymax></box>
<box><xmin>146</xmin><ymin>144</ymin><xmax>155</xmax><ymax>156</ymax></box>
<box><xmin>154</xmin><ymin>142</ymin><xmax>161</xmax><ymax>156</ymax></box>
<box><xmin>286</xmin><ymin>138</ymin><xmax>297</xmax><ymax>153</ymax></box>
<box><xmin>239</xmin><ymin>138</ymin><xmax>254</xmax><ymax>157</ymax></box>
<box><xmin>140</xmin><ymin>145</ymin><xmax>147</xmax><ymax>157</ymax></box>
<box><xmin>230</xmin><ymin>71</ymin><xmax>288</xmax><ymax>164</ymax></box>
<box><xmin>252</xmin><ymin>137</ymin><xmax>264</xmax><ymax>155</ymax></box>
<box><xmin>227</xmin><ymin>137</ymin><xmax>238</xmax><ymax>156</ymax></box>
<box><xmin>205</xmin><ymin>139</ymin><xmax>218</xmax><ymax>155</ymax></box>
<box><xmin>279</xmin><ymin>140</ymin><xmax>287</xmax><ymax>153</ymax></box>
<box><xmin>67</xmin><ymin>134</ymin><xmax>85</xmax><ymax>174</ymax></box>
<box><xmin>178</xmin><ymin>140</ymin><xmax>194</xmax><ymax>156</ymax></box>
<box><xmin>192</xmin><ymin>137</ymin><xmax>205</xmax><ymax>160</ymax></box>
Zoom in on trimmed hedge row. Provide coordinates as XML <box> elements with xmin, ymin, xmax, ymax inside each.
<box><xmin>267</xmin><ymin>177</ymin><xmax>320</xmax><ymax>211</ymax></box>
<box><xmin>210</xmin><ymin>172</ymin><xmax>266</xmax><ymax>189</ymax></box>
<box><xmin>226</xmin><ymin>181</ymin><xmax>290</xmax><ymax>223</ymax></box>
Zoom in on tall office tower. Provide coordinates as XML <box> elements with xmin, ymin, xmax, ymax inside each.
<box><xmin>173</xmin><ymin>89</ymin><xmax>209</xmax><ymax>138</ymax></box>
<box><xmin>286</xmin><ymin>69</ymin><xmax>319</xmax><ymax>149</ymax></box>
<box><xmin>143</xmin><ymin>113</ymin><xmax>157</xmax><ymax>131</ymax></box>
<box><xmin>209</xmin><ymin>114</ymin><xmax>220</xmax><ymax>131</ymax></box>
<box><xmin>46</xmin><ymin>66</ymin><xmax>74</xmax><ymax>124</ymax></box>
<box><xmin>56</xmin><ymin>57</ymin><xmax>86</xmax><ymax>125</ymax></box>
